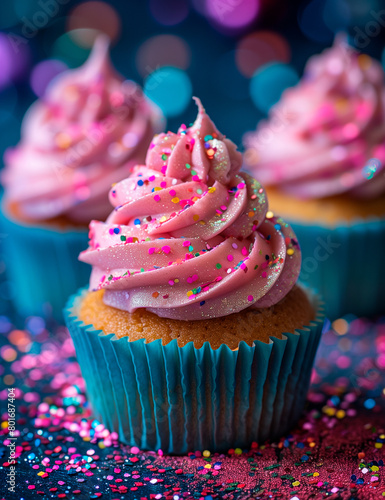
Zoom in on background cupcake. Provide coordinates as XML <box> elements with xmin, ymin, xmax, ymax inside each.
<box><xmin>1</xmin><ymin>35</ymin><xmax>163</xmax><ymax>320</ymax></box>
<box><xmin>65</xmin><ymin>99</ymin><xmax>325</xmax><ymax>453</ymax></box>
<box><xmin>244</xmin><ymin>36</ymin><xmax>385</xmax><ymax>319</ymax></box>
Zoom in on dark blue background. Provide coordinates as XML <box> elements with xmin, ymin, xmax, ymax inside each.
<box><xmin>1</xmin><ymin>0</ymin><xmax>385</xmax><ymax>160</ymax></box>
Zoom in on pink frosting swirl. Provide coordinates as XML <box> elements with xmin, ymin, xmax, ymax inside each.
<box><xmin>2</xmin><ymin>36</ymin><xmax>163</xmax><ymax>223</ymax></box>
<box><xmin>243</xmin><ymin>36</ymin><xmax>385</xmax><ymax>199</ymax></box>
<box><xmin>79</xmin><ymin>98</ymin><xmax>301</xmax><ymax>320</ymax></box>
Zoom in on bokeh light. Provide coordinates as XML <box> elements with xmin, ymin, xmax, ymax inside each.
<box><xmin>364</xmin><ymin>398</ymin><xmax>376</xmax><ymax>410</ymax></box>
<box><xmin>30</xmin><ymin>59</ymin><xmax>68</xmax><ymax>97</ymax></box>
<box><xmin>332</xmin><ymin>318</ymin><xmax>349</xmax><ymax>336</ymax></box>
<box><xmin>136</xmin><ymin>35</ymin><xmax>190</xmax><ymax>78</ymax></box>
<box><xmin>0</xmin><ymin>35</ymin><xmax>13</xmax><ymax>89</ymax></box>
<box><xmin>67</xmin><ymin>1</ymin><xmax>121</xmax><ymax>46</ymax></box>
<box><xmin>52</xmin><ymin>32</ymin><xmax>90</xmax><ymax>67</ymax></box>
<box><xmin>0</xmin><ymin>33</ymin><xmax>30</xmax><ymax>89</ymax></box>
<box><xmin>8</xmin><ymin>329</ymin><xmax>31</xmax><ymax>351</ymax></box>
<box><xmin>149</xmin><ymin>0</ymin><xmax>189</xmax><ymax>26</ymax></box>
<box><xmin>213</xmin><ymin>51</ymin><xmax>249</xmax><ymax>101</ymax></box>
<box><xmin>1</xmin><ymin>345</ymin><xmax>17</xmax><ymax>362</ymax></box>
<box><xmin>250</xmin><ymin>63</ymin><xmax>298</xmax><ymax>113</ymax></box>
<box><xmin>205</xmin><ymin>0</ymin><xmax>259</xmax><ymax>30</ymax></box>
<box><xmin>144</xmin><ymin>67</ymin><xmax>192</xmax><ymax>118</ymax></box>
<box><xmin>236</xmin><ymin>31</ymin><xmax>290</xmax><ymax>78</ymax></box>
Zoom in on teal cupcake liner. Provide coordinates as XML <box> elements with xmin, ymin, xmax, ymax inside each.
<box><xmin>0</xmin><ymin>204</ymin><xmax>90</xmax><ymax>322</ymax></box>
<box><xmin>64</xmin><ymin>286</ymin><xmax>325</xmax><ymax>454</ymax></box>
<box><xmin>291</xmin><ymin>217</ymin><xmax>385</xmax><ymax>320</ymax></box>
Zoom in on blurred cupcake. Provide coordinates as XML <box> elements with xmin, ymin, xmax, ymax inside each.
<box><xmin>65</xmin><ymin>98</ymin><xmax>325</xmax><ymax>453</ymax></box>
<box><xmin>0</xmin><ymin>35</ymin><xmax>163</xmax><ymax>320</ymax></box>
<box><xmin>244</xmin><ymin>36</ymin><xmax>385</xmax><ymax>319</ymax></box>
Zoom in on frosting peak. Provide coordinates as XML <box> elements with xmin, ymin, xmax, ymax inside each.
<box><xmin>144</xmin><ymin>97</ymin><xmax>242</xmax><ymax>187</ymax></box>
<box><xmin>80</xmin><ymin>99</ymin><xmax>301</xmax><ymax>320</ymax></box>
<box><xmin>2</xmin><ymin>36</ymin><xmax>163</xmax><ymax>223</ymax></box>
<box><xmin>244</xmin><ymin>36</ymin><xmax>385</xmax><ymax>200</ymax></box>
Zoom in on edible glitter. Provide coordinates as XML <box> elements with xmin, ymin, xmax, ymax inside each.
<box><xmin>17</xmin><ymin>92</ymin><xmax>380</xmax><ymax>500</ymax></box>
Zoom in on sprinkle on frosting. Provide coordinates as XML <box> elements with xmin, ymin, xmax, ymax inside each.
<box><xmin>80</xmin><ymin>98</ymin><xmax>301</xmax><ymax>320</ymax></box>
<box><xmin>243</xmin><ymin>35</ymin><xmax>385</xmax><ymax>200</ymax></box>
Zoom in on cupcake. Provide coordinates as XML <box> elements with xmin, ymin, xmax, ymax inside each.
<box><xmin>244</xmin><ymin>36</ymin><xmax>385</xmax><ymax>319</ymax></box>
<box><xmin>0</xmin><ymin>36</ymin><xmax>163</xmax><ymax>320</ymax></box>
<box><xmin>65</xmin><ymin>98</ymin><xmax>325</xmax><ymax>453</ymax></box>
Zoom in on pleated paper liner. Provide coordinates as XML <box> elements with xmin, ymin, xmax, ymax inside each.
<box><xmin>291</xmin><ymin>216</ymin><xmax>385</xmax><ymax>320</ymax></box>
<box><xmin>0</xmin><ymin>203</ymin><xmax>90</xmax><ymax>322</ymax></box>
<box><xmin>65</xmin><ymin>286</ymin><xmax>325</xmax><ymax>454</ymax></box>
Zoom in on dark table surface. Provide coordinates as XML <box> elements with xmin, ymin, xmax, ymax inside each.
<box><xmin>0</xmin><ymin>309</ymin><xmax>384</xmax><ymax>500</ymax></box>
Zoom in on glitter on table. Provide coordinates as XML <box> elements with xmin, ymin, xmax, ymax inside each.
<box><xmin>0</xmin><ymin>313</ymin><xmax>384</xmax><ymax>499</ymax></box>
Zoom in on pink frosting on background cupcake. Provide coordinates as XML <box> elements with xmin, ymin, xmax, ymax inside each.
<box><xmin>2</xmin><ymin>36</ymin><xmax>163</xmax><ymax>224</ymax></box>
<box><xmin>244</xmin><ymin>36</ymin><xmax>385</xmax><ymax>200</ymax></box>
<box><xmin>80</xmin><ymin>98</ymin><xmax>301</xmax><ymax>320</ymax></box>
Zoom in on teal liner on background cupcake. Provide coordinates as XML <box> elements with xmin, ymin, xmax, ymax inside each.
<box><xmin>291</xmin><ymin>218</ymin><xmax>385</xmax><ymax>320</ymax></box>
<box><xmin>0</xmin><ymin>206</ymin><xmax>90</xmax><ymax>321</ymax></box>
<box><xmin>65</xmin><ymin>287</ymin><xmax>325</xmax><ymax>454</ymax></box>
